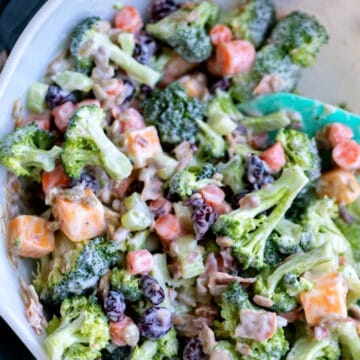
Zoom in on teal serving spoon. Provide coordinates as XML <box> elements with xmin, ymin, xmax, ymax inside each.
<box><xmin>238</xmin><ymin>92</ymin><xmax>360</xmax><ymax>142</ymax></box>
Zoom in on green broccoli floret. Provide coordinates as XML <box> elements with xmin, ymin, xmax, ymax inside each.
<box><xmin>212</xmin><ymin>166</ymin><xmax>308</xmax><ymax>269</ymax></box>
<box><xmin>336</xmin><ymin>197</ymin><xmax>360</xmax><ymax>262</ymax></box>
<box><xmin>276</xmin><ymin>128</ymin><xmax>321</xmax><ymax>181</ymax></box>
<box><xmin>264</xmin><ymin>237</ymin><xmax>284</xmax><ymax>266</ymax></box>
<box><xmin>142</xmin><ymin>83</ymin><xmax>205</xmax><ymax>145</ymax></box>
<box><xmin>270</xmin><ymin>11</ymin><xmax>329</xmax><ymax>67</ymax></box>
<box><xmin>196</xmin><ymin>119</ymin><xmax>226</xmax><ymax>160</ymax></box>
<box><xmin>43</xmin><ymin>296</ymin><xmax>109</xmax><ymax>360</ymax></box>
<box><xmin>61</xmin><ymin>105</ymin><xmax>132</xmax><ymax>180</ymax></box>
<box><xmin>206</xmin><ymin>90</ymin><xmax>243</xmax><ymax>136</ymax></box>
<box><xmin>255</xmin><ymin>242</ymin><xmax>334</xmax><ymax>312</ymax></box>
<box><xmin>241</xmin><ymin>328</ymin><xmax>289</xmax><ymax>360</ymax></box>
<box><xmin>34</xmin><ymin>235</ymin><xmax>119</xmax><ymax>305</ymax></box>
<box><xmin>336</xmin><ymin>321</ymin><xmax>360</xmax><ymax>360</ymax></box>
<box><xmin>70</xmin><ymin>16</ymin><xmax>160</xmax><ymax>86</ymax></box>
<box><xmin>217</xmin><ymin>282</ymin><xmax>289</xmax><ymax>360</ymax></box>
<box><xmin>242</xmin><ymin>110</ymin><xmax>291</xmax><ymax>134</ymax></box>
<box><xmin>168</xmin><ymin>168</ymin><xmax>221</xmax><ymax>199</ymax></box>
<box><xmin>0</xmin><ymin>123</ymin><xmax>62</xmax><ymax>181</ymax></box>
<box><xmin>102</xmin><ymin>346</ymin><xmax>132</xmax><ymax>360</ymax></box>
<box><xmin>217</xmin><ymin>155</ymin><xmax>245</xmax><ymax>194</ymax></box>
<box><xmin>110</xmin><ymin>268</ymin><xmax>142</xmax><ymax>302</ymax></box>
<box><xmin>287</xmin><ymin>335</ymin><xmax>340</xmax><ymax>360</ymax></box>
<box><xmin>302</xmin><ymin>198</ymin><xmax>353</xmax><ymax>258</ymax></box>
<box><xmin>146</xmin><ymin>2</ymin><xmax>218</xmax><ymax>63</ymax></box>
<box><xmin>131</xmin><ymin>328</ymin><xmax>178</xmax><ymax>360</ymax></box>
<box><xmin>229</xmin><ymin>0</ymin><xmax>275</xmax><ymax>48</ymax></box>
<box><xmin>219</xmin><ymin>282</ymin><xmax>253</xmax><ymax>336</ymax></box>
<box><xmin>271</xmin><ymin>218</ymin><xmax>312</xmax><ymax>255</ymax></box>
<box><xmin>195</xmin><ymin>162</ymin><xmax>217</xmax><ymax>180</ymax></box>
<box><xmin>231</xmin><ymin>44</ymin><xmax>301</xmax><ymax>102</ymax></box>
<box><xmin>121</xmin><ymin>193</ymin><xmax>153</xmax><ymax>231</ymax></box>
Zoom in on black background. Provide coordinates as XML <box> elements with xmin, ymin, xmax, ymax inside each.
<box><xmin>0</xmin><ymin>1</ymin><xmax>45</xmax><ymax>358</ymax></box>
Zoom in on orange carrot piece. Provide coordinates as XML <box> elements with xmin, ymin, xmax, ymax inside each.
<box><xmin>332</xmin><ymin>140</ymin><xmax>360</xmax><ymax>170</ymax></box>
<box><xmin>126</xmin><ymin>250</ymin><xmax>153</xmax><ymax>275</ymax></box>
<box><xmin>8</xmin><ymin>215</ymin><xmax>55</xmax><ymax>258</ymax></box>
<box><xmin>42</xmin><ymin>166</ymin><xmax>71</xmax><ymax>195</ymax></box>
<box><xmin>154</xmin><ymin>214</ymin><xmax>182</xmax><ymax>248</ymax></box>
<box><xmin>53</xmin><ymin>189</ymin><xmax>106</xmax><ymax>242</ymax></box>
<box><xmin>52</xmin><ymin>101</ymin><xmax>75</xmax><ymax>133</ymax></box>
<box><xmin>114</xmin><ymin>6</ymin><xmax>143</xmax><ymax>33</ymax></box>
<box><xmin>215</xmin><ymin>40</ymin><xmax>256</xmax><ymax>77</ymax></box>
<box><xmin>210</xmin><ymin>24</ymin><xmax>232</xmax><ymax>46</ymax></box>
<box><xmin>26</xmin><ymin>112</ymin><xmax>51</xmax><ymax>131</ymax></box>
<box><xmin>260</xmin><ymin>142</ymin><xmax>286</xmax><ymax>173</ymax></box>
<box><xmin>328</xmin><ymin>123</ymin><xmax>353</xmax><ymax>147</ymax></box>
<box><xmin>300</xmin><ymin>272</ymin><xmax>347</xmax><ymax>326</ymax></box>
<box><xmin>110</xmin><ymin>317</ymin><xmax>134</xmax><ymax>346</ymax></box>
<box><xmin>199</xmin><ymin>184</ymin><xmax>226</xmax><ymax>208</ymax></box>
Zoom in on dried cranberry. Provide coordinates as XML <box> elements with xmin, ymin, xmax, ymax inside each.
<box><xmin>139</xmin><ymin>84</ymin><xmax>153</xmax><ymax>99</ymax></box>
<box><xmin>209</xmin><ymin>78</ymin><xmax>231</xmax><ymax>94</ymax></box>
<box><xmin>192</xmin><ymin>203</ymin><xmax>217</xmax><ymax>239</ymax></box>
<box><xmin>138</xmin><ymin>306</ymin><xmax>172</xmax><ymax>339</ymax></box>
<box><xmin>140</xmin><ymin>275</ymin><xmax>165</xmax><ymax>305</ymax></box>
<box><xmin>104</xmin><ymin>291</ymin><xmax>126</xmax><ymax>322</ymax></box>
<box><xmin>134</xmin><ymin>33</ymin><xmax>158</xmax><ymax>65</ymax></box>
<box><xmin>150</xmin><ymin>0</ymin><xmax>180</xmax><ymax>22</ymax></box>
<box><xmin>71</xmin><ymin>172</ymin><xmax>99</xmax><ymax>192</ymax></box>
<box><xmin>121</xmin><ymin>78</ymin><xmax>136</xmax><ymax>102</ymax></box>
<box><xmin>45</xmin><ymin>85</ymin><xmax>77</xmax><ymax>109</ymax></box>
<box><xmin>183</xmin><ymin>338</ymin><xmax>204</xmax><ymax>360</ymax></box>
<box><xmin>246</xmin><ymin>154</ymin><xmax>274</xmax><ymax>190</ymax></box>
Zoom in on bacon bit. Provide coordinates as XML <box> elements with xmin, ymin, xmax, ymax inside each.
<box><xmin>253</xmin><ymin>294</ymin><xmax>274</xmax><ymax>308</ymax></box>
<box><xmin>235</xmin><ymin>309</ymin><xmax>277</xmax><ymax>341</ymax></box>
<box><xmin>205</xmin><ymin>253</ymin><xmax>219</xmax><ymax>277</ymax></box>
<box><xmin>198</xmin><ymin>324</ymin><xmax>217</xmax><ymax>355</ymax></box>
<box><xmin>138</xmin><ymin>166</ymin><xmax>164</xmax><ymax>201</ymax></box>
<box><xmin>218</xmin><ymin>249</ymin><xmax>235</xmax><ymax>275</ymax></box>
<box><xmin>208</xmin><ymin>272</ymin><xmax>256</xmax><ymax>296</ymax></box>
<box><xmin>279</xmin><ymin>308</ymin><xmax>302</xmax><ymax>323</ymax></box>
<box><xmin>19</xmin><ymin>278</ymin><xmax>47</xmax><ymax>335</ymax></box>
<box><xmin>174</xmin><ymin>141</ymin><xmax>195</xmax><ymax>171</ymax></box>
<box><xmin>314</xmin><ymin>325</ymin><xmax>330</xmax><ymax>340</ymax></box>
<box><xmin>210</xmin><ymin>351</ymin><xmax>231</xmax><ymax>360</ymax></box>
<box><xmin>253</xmin><ymin>74</ymin><xmax>284</xmax><ymax>95</ymax></box>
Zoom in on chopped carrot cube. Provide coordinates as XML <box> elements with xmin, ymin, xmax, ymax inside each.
<box><xmin>300</xmin><ymin>272</ymin><xmax>348</xmax><ymax>326</ymax></box>
<box><xmin>127</xmin><ymin>250</ymin><xmax>153</xmax><ymax>275</ymax></box>
<box><xmin>155</xmin><ymin>214</ymin><xmax>182</xmax><ymax>248</ymax></box>
<box><xmin>114</xmin><ymin>6</ymin><xmax>142</xmax><ymax>33</ymax></box>
<box><xmin>328</xmin><ymin>123</ymin><xmax>353</xmax><ymax>147</ymax></box>
<box><xmin>332</xmin><ymin>140</ymin><xmax>360</xmax><ymax>170</ymax></box>
<box><xmin>260</xmin><ymin>142</ymin><xmax>286</xmax><ymax>173</ymax></box>
<box><xmin>124</xmin><ymin>126</ymin><xmax>163</xmax><ymax>168</ymax></box>
<box><xmin>210</xmin><ymin>24</ymin><xmax>233</xmax><ymax>46</ymax></box>
<box><xmin>53</xmin><ymin>188</ymin><xmax>106</xmax><ymax>242</ymax></box>
<box><xmin>199</xmin><ymin>185</ymin><xmax>225</xmax><ymax>208</ymax></box>
<box><xmin>42</xmin><ymin>166</ymin><xmax>71</xmax><ymax>195</ymax></box>
<box><xmin>8</xmin><ymin>215</ymin><xmax>55</xmax><ymax>258</ymax></box>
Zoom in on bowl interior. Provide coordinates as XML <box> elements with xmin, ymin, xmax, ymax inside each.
<box><xmin>0</xmin><ymin>0</ymin><xmax>359</xmax><ymax>358</ymax></box>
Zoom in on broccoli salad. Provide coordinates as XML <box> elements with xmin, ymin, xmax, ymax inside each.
<box><xmin>2</xmin><ymin>0</ymin><xmax>360</xmax><ymax>359</ymax></box>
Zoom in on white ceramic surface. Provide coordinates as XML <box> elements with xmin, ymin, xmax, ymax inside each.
<box><xmin>0</xmin><ymin>1</ymin><xmax>359</xmax><ymax>358</ymax></box>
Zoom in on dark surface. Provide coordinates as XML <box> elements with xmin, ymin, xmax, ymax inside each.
<box><xmin>0</xmin><ymin>1</ymin><xmax>45</xmax><ymax>358</ymax></box>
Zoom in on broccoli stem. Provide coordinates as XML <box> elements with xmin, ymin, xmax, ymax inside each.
<box><xmin>96</xmin><ymin>34</ymin><xmax>161</xmax><ymax>87</ymax></box>
<box><xmin>337</xmin><ymin>322</ymin><xmax>360</xmax><ymax>359</ymax></box>
<box><xmin>16</xmin><ymin>145</ymin><xmax>62</xmax><ymax>172</ymax></box>
<box><xmin>242</xmin><ymin>110</ymin><xmax>291</xmax><ymax>134</ymax></box>
<box><xmin>267</xmin><ymin>242</ymin><xmax>333</xmax><ymax>296</ymax></box>
<box><xmin>86</xmin><ymin>121</ymin><xmax>132</xmax><ymax>181</ymax></box>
